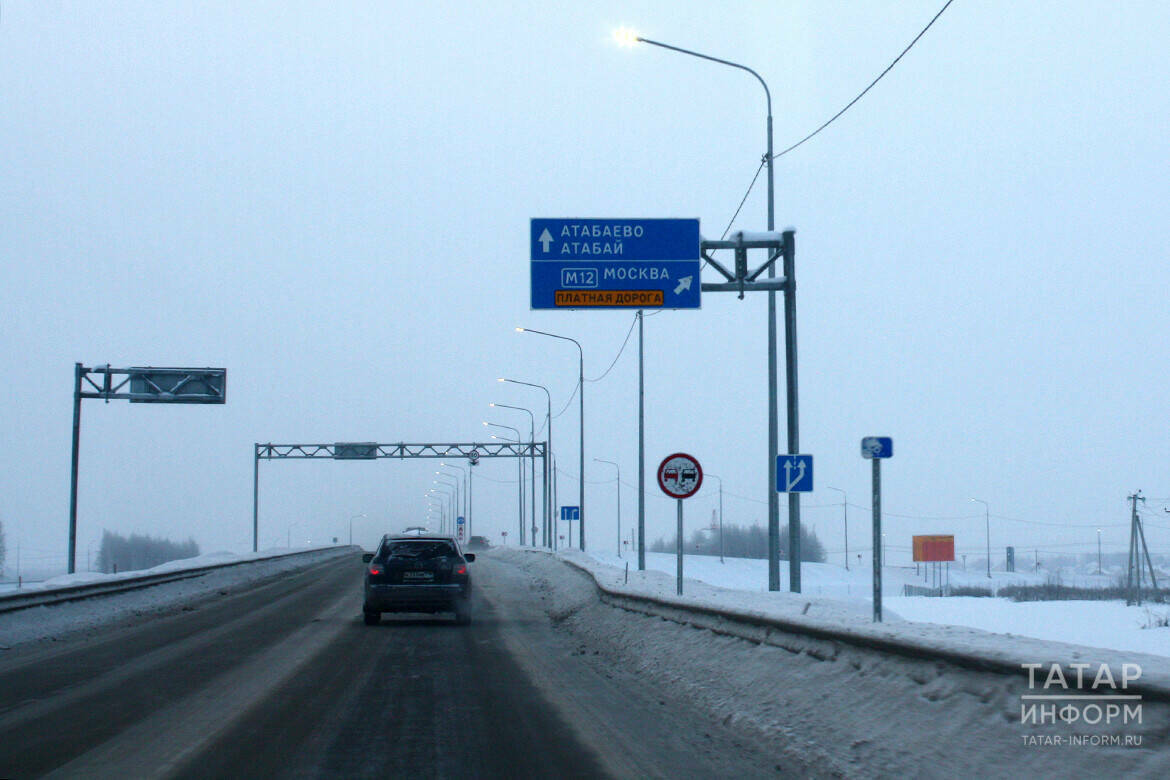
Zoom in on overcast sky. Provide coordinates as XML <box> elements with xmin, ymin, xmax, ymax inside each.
<box><xmin>3</xmin><ymin>1</ymin><xmax>1169</xmax><ymax>578</ymax></box>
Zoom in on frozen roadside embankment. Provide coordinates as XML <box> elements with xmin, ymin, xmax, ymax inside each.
<box><xmin>0</xmin><ymin>546</ymin><xmax>354</xmax><ymax>649</ymax></box>
<box><xmin>488</xmin><ymin>547</ymin><xmax>1170</xmax><ymax>777</ymax></box>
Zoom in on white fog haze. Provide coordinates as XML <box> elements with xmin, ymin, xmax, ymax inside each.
<box><xmin>2</xmin><ymin>1</ymin><xmax>1169</xmax><ymax>578</ymax></box>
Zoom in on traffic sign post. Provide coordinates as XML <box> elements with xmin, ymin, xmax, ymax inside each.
<box><xmin>69</xmin><ymin>364</ymin><xmax>226</xmax><ymax>574</ymax></box>
<box><xmin>862</xmin><ymin>437</ymin><xmax>893</xmax><ymax>622</ymax></box>
<box><xmin>530</xmin><ymin>219</ymin><xmax>701</xmax><ymax>310</ymax></box>
<box><xmin>776</xmin><ymin>454</ymin><xmax>813</xmax><ymax>493</ymax></box>
<box><xmin>560</xmin><ymin>506</ymin><xmax>579</xmax><ymax>546</ymax></box>
<box><xmin>657</xmin><ymin>453</ymin><xmax>703</xmax><ymax>595</ymax></box>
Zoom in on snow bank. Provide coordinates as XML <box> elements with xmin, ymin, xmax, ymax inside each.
<box><xmin>0</xmin><ymin>547</ymin><xmax>351</xmax><ymax>649</ymax></box>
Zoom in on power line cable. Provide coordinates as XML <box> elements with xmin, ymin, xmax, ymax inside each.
<box><xmin>716</xmin><ymin>0</ymin><xmax>958</xmax><ymax>237</ymax></box>
<box><xmin>771</xmin><ymin>0</ymin><xmax>958</xmax><ymax>163</ymax></box>
<box><xmin>586</xmin><ymin>314</ymin><xmax>639</xmax><ymax>383</ymax></box>
<box><xmin>719</xmin><ymin>159</ymin><xmax>767</xmax><ymax>240</ymax></box>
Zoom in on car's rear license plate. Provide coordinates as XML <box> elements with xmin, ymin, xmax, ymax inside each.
<box><xmin>403</xmin><ymin>571</ymin><xmax>434</xmax><ymax>581</ymax></box>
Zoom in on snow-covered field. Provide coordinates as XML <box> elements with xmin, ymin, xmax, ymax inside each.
<box><xmin>585</xmin><ymin>550</ymin><xmax>1170</xmax><ymax>659</ymax></box>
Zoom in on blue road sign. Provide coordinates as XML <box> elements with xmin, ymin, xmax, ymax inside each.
<box><xmin>776</xmin><ymin>454</ymin><xmax>814</xmax><ymax>493</ymax></box>
<box><xmin>861</xmin><ymin>437</ymin><xmax>893</xmax><ymax>459</ymax></box>
<box><xmin>531</xmin><ymin>218</ymin><xmax>701</xmax><ymax>310</ymax></box>
<box><xmin>456</xmin><ymin>516</ymin><xmax>465</xmax><ymax>525</ymax></box>
<box><xmin>560</xmin><ymin>505</ymin><xmax>580</xmax><ymax>522</ymax></box>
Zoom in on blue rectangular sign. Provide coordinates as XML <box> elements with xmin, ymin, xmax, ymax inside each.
<box><xmin>531</xmin><ymin>218</ymin><xmax>701</xmax><ymax>310</ymax></box>
<box><xmin>560</xmin><ymin>505</ymin><xmax>580</xmax><ymax>521</ymax></box>
<box><xmin>861</xmin><ymin>437</ymin><xmax>893</xmax><ymax>459</ymax></box>
<box><xmin>776</xmin><ymin>454</ymin><xmax>814</xmax><ymax>493</ymax></box>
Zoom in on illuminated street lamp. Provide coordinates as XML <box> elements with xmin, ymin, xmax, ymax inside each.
<box><xmin>486</xmin><ymin>422</ymin><xmax>525</xmax><ymax>544</ymax></box>
<box><xmin>440</xmin><ymin>462</ymin><xmax>470</xmax><ymax>537</ymax></box>
<box><xmin>613</xmin><ymin>30</ymin><xmax>795</xmax><ymax>594</ymax></box>
<box><xmin>499</xmin><ymin>377</ymin><xmax>554</xmax><ymax>548</ymax></box>
<box><xmin>435</xmin><ymin>472</ymin><xmax>461</xmax><ymax>524</ymax></box>
<box><xmin>491</xmin><ymin>402</ymin><xmax>538</xmax><ymax>547</ymax></box>
<box><xmin>517</xmin><ymin>327</ymin><xmax>585</xmax><ymax>551</ymax></box>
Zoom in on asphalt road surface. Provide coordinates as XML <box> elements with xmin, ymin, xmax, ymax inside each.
<box><xmin>0</xmin><ymin>552</ymin><xmax>779</xmax><ymax>779</ymax></box>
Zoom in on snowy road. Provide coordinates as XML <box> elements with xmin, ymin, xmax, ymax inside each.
<box><xmin>0</xmin><ymin>551</ymin><xmax>776</xmax><ymax>778</ymax></box>
<box><xmin>1</xmin><ymin>549</ymin><xmax>1167</xmax><ymax>778</ymax></box>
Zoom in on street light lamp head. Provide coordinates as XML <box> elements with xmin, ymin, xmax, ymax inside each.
<box><xmin>515</xmin><ymin>327</ymin><xmax>525</xmax><ymax>332</ymax></box>
<box><xmin>613</xmin><ymin>26</ymin><xmax>639</xmax><ymax>46</ymax></box>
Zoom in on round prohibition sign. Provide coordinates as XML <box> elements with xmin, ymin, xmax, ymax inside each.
<box><xmin>657</xmin><ymin>452</ymin><xmax>703</xmax><ymax>499</ymax></box>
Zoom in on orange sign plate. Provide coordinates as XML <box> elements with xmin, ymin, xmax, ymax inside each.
<box><xmin>555</xmin><ymin>290</ymin><xmax>664</xmax><ymax>307</ymax></box>
<box><xmin>912</xmin><ymin>535</ymin><xmax>955</xmax><ymax>562</ymax></box>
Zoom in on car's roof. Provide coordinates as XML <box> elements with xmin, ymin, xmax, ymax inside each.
<box><xmin>382</xmin><ymin>534</ymin><xmax>459</xmax><ymax>544</ymax></box>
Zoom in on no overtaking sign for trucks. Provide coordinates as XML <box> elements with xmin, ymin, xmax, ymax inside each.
<box><xmin>657</xmin><ymin>453</ymin><xmax>703</xmax><ymax>499</ymax></box>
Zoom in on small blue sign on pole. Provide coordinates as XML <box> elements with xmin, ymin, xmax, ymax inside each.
<box><xmin>531</xmin><ymin>218</ymin><xmax>701</xmax><ymax>310</ymax></box>
<box><xmin>456</xmin><ymin>516</ymin><xmax>465</xmax><ymax>525</ymax></box>
<box><xmin>776</xmin><ymin>454</ymin><xmax>814</xmax><ymax>493</ymax></box>
<box><xmin>560</xmin><ymin>506</ymin><xmax>580</xmax><ymax>522</ymax></box>
<box><xmin>861</xmin><ymin>437</ymin><xmax>893</xmax><ymax>459</ymax></box>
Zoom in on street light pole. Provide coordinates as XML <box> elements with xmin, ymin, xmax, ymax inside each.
<box><xmin>432</xmin><ymin>486</ymin><xmax>455</xmax><ymax>532</ymax></box>
<box><xmin>500</xmin><ymin>378</ymin><xmax>552</xmax><ymax>549</ymax></box>
<box><xmin>707</xmin><ymin>473</ymin><xmax>725</xmax><ymax>563</ymax></box>
<box><xmin>486</xmin><ymin>422</ymin><xmax>525</xmax><ymax>544</ymax></box>
<box><xmin>441</xmin><ymin>462</ymin><xmax>468</xmax><ymax>537</ymax></box>
<box><xmin>1097</xmin><ymin>528</ymin><xmax>1102</xmax><ymax>575</ymax></box>
<box><xmin>492</xmin><ymin>403</ymin><xmax>537</xmax><ymax>547</ymax></box>
<box><xmin>826</xmin><ymin>486</ymin><xmax>848</xmax><ymax>570</ymax></box>
<box><xmin>620</xmin><ymin>33</ymin><xmax>792</xmax><ymax>592</ymax></box>
<box><xmin>518</xmin><ymin>328</ymin><xmax>585</xmax><ymax>551</ymax></box>
<box><xmin>594</xmin><ymin>458</ymin><xmax>621</xmax><ymax>557</ymax></box>
<box><xmin>435</xmin><ymin>474</ymin><xmax>460</xmax><ymax>533</ymax></box>
<box><xmin>349</xmin><ymin>513</ymin><xmax>366</xmax><ymax>547</ymax></box>
<box><xmin>970</xmin><ymin>498</ymin><xmax>990</xmax><ymax>579</ymax></box>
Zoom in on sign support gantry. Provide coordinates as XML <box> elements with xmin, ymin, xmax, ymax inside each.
<box><xmin>252</xmin><ymin>441</ymin><xmax>547</xmax><ymax>553</ymax></box>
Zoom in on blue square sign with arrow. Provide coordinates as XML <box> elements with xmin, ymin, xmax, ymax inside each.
<box><xmin>776</xmin><ymin>454</ymin><xmax>814</xmax><ymax>493</ymax></box>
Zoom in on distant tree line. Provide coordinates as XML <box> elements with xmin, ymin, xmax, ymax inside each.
<box><xmin>650</xmin><ymin>523</ymin><xmax>825</xmax><ymax>563</ymax></box>
<box><xmin>96</xmin><ymin>530</ymin><xmax>199</xmax><ymax>573</ymax></box>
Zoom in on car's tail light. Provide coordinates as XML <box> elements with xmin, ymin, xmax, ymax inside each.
<box><xmin>368</xmin><ymin>566</ymin><xmax>382</xmax><ymax>576</ymax></box>
<box><xmin>455</xmin><ymin>564</ymin><xmax>467</xmax><ymax>575</ymax></box>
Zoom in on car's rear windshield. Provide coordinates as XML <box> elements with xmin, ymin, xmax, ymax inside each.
<box><xmin>380</xmin><ymin>540</ymin><xmax>457</xmax><ymax>560</ymax></box>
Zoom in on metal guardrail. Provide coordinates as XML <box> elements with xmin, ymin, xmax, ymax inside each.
<box><xmin>0</xmin><ymin>547</ymin><xmax>355</xmax><ymax>615</ymax></box>
<box><xmin>549</xmin><ymin>553</ymin><xmax>1170</xmax><ymax>704</ymax></box>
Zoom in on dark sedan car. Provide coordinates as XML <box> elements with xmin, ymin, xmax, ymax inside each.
<box><xmin>362</xmin><ymin>534</ymin><xmax>475</xmax><ymax>625</ymax></box>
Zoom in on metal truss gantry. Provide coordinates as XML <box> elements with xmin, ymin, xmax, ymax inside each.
<box><xmin>252</xmin><ymin>441</ymin><xmax>548</xmax><ymax>551</ymax></box>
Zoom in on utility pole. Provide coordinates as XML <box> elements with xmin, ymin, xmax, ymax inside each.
<box><xmin>1097</xmin><ymin>528</ymin><xmax>1102</xmax><ymax>575</ymax></box>
<box><xmin>1126</xmin><ymin>491</ymin><xmax>1159</xmax><ymax>605</ymax></box>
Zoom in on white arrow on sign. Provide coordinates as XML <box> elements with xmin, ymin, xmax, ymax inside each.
<box><xmin>783</xmin><ymin>458</ymin><xmax>807</xmax><ymax>492</ymax></box>
<box><xmin>538</xmin><ymin>228</ymin><xmax>554</xmax><ymax>253</ymax></box>
<box><xmin>673</xmin><ymin>275</ymin><xmax>693</xmax><ymax>295</ymax></box>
